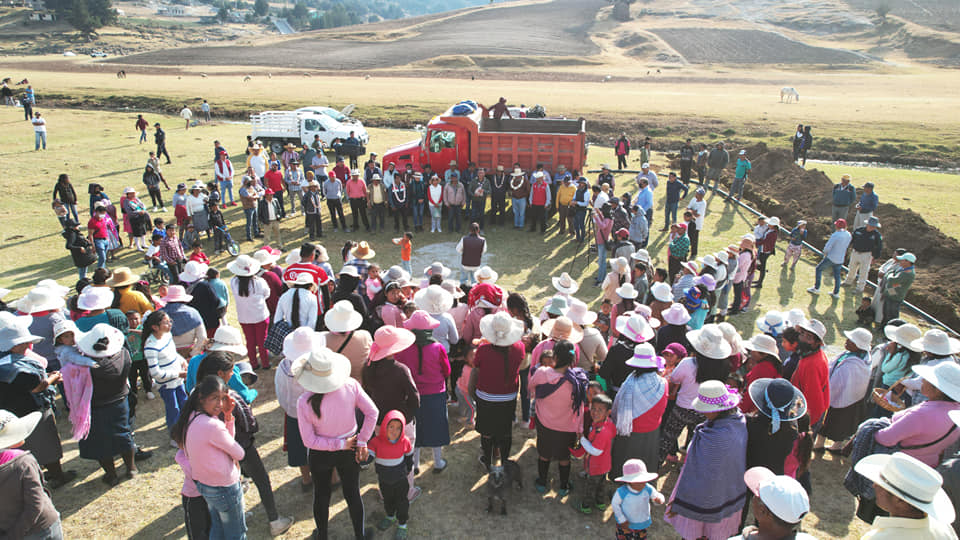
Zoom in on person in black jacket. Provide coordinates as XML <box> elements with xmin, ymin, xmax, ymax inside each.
<box><xmin>63</xmin><ymin>220</ymin><xmax>96</xmax><ymax>280</ymax></box>
<box><xmin>154</xmin><ymin>123</ymin><xmax>170</xmax><ymax>164</ymax></box>
<box><xmin>332</xmin><ymin>267</ymin><xmax>371</xmax><ymax>329</ymax></box>
<box><xmin>53</xmin><ymin>174</ymin><xmax>79</xmax><ymax>222</ymax></box>
<box><xmin>258</xmin><ymin>189</ymin><xmax>283</xmax><ymax>250</ymax></box>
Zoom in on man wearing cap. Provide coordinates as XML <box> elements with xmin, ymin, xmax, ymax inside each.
<box><xmin>790</xmin><ymin>319</ymin><xmax>830</xmax><ymax>426</ymax></box>
<box><xmin>444</xmin><ymin>160</ymin><xmax>460</xmax><ymax>185</ymax></box>
<box><xmin>284</xmin><ymin>160</ymin><xmax>304</xmax><ymax>215</ymax></box>
<box><xmin>597</xmin><ymin>164</ymin><xmax>615</xmax><ymax>191</ymax></box>
<box><xmin>832</xmin><ymin>174</ymin><xmax>857</xmax><ymax>223</ymax></box>
<box><xmin>661</xmin><ymin>172</ymin><xmax>689</xmax><ymax>232</ymax></box>
<box><xmin>706</xmin><ymin>141</ymin><xmax>729</xmax><ymax>191</ymax></box>
<box><xmin>734</xmin><ymin>468</ymin><xmax>815</xmax><ymax>540</ymax></box>
<box><xmin>844</xmin><ymin>216</ymin><xmax>884</xmax><ymax>292</ymax></box>
<box><xmin>302</xmin><ymin>179</ymin><xmax>323</xmax><ymax>240</ymax></box>
<box><xmin>880</xmin><ymin>252</ymin><xmax>916</xmax><ymax>325</ymax></box>
<box><xmin>855</xmin><ymin>181</ymin><xmax>880</xmax><ymax>230</ymax></box>
<box><xmin>154</xmin><ymin>122</ymin><xmax>170</xmax><ymax>164</ymax></box>
<box><xmin>489</xmin><ymin>165</ymin><xmax>509</xmax><ymax>226</ymax></box>
<box><xmin>443</xmin><ymin>172</ymin><xmax>466</xmax><ymax>233</ymax></box>
<box><xmin>508</xmin><ymin>167</ymin><xmax>529</xmax><ymax>228</ymax></box>
<box><xmin>528</xmin><ymin>170</ymin><xmax>552</xmax><ymax>234</ymax></box>
<box><xmin>808</xmin><ymin>219</ymin><xmax>851</xmax><ymax>298</ymax></box>
<box><xmin>345</xmin><ymin>169</ymin><xmax>370</xmax><ymax>232</ymax></box>
<box><xmin>686</xmin><ymin>188</ymin><xmax>707</xmax><ymax>258</ymax></box>
<box><xmin>635</xmin><ymin>162</ymin><xmax>658</xmax><ymax>192</ymax></box>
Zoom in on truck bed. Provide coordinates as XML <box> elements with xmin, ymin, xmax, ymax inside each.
<box><xmin>479</xmin><ymin>117</ymin><xmax>583</xmax><ymax>134</ymax></box>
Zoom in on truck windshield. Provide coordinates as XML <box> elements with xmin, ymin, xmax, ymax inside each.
<box><xmin>428</xmin><ymin>130</ymin><xmax>456</xmax><ymax>153</ymax></box>
<box><xmin>304</xmin><ymin>118</ymin><xmax>325</xmax><ymax>132</ymax></box>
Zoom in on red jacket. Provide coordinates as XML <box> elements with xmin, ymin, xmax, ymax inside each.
<box><xmin>530</xmin><ymin>182</ymin><xmax>548</xmax><ymax>206</ymax></box>
<box><xmin>583</xmin><ymin>419</ymin><xmax>616</xmax><ymax>476</ymax></box>
<box><xmin>759</xmin><ymin>228</ymin><xmax>778</xmax><ymax>254</ymax></box>
<box><xmin>740</xmin><ymin>361</ymin><xmax>780</xmax><ymax>413</ymax></box>
<box><xmin>790</xmin><ymin>350</ymin><xmax>830</xmax><ymax>424</ymax></box>
<box><xmin>368</xmin><ymin>410</ymin><xmax>412</xmax><ymax>461</ymax></box>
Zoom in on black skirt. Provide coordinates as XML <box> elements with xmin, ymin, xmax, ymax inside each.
<box><xmin>78</xmin><ymin>398</ymin><xmax>135</xmax><ymax>461</ymax></box>
<box><xmin>22</xmin><ymin>408</ymin><xmax>62</xmax><ymax>466</ymax></box>
<box><xmin>536</xmin><ymin>421</ymin><xmax>577</xmax><ymax>461</ymax></box>
<box><xmin>820</xmin><ymin>403</ymin><xmax>861</xmax><ymax>442</ymax></box>
<box><xmin>475</xmin><ymin>398</ymin><xmax>516</xmax><ymax>439</ymax></box>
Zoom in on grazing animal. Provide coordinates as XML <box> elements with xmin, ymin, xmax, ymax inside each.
<box><xmin>200</xmin><ymin>73</ymin><xmax>208</xmax><ymax>78</ymax></box>
<box><xmin>16</xmin><ymin>78</ymin><xmax>28</xmax><ymax>85</ymax></box>
<box><xmin>303</xmin><ymin>72</ymin><xmax>311</xmax><ymax>78</ymax></box>
<box><xmin>364</xmin><ymin>74</ymin><xmax>371</xmax><ymax>80</ymax></box>
<box><xmin>243</xmin><ymin>75</ymin><xmax>252</xmax><ymax>82</ymax></box>
<box><xmin>116</xmin><ymin>70</ymin><xmax>126</xmax><ymax>79</ymax></box>
<box><xmin>780</xmin><ymin>86</ymin><xmax>800</xmax><ymax>103</ymax></box>
<box><xmin>267</xmin><ymin>73</ymin><xmax>272</xmax><ymax>79</ymax></box>
<box><xmin>486</xmin><ymin>458</ymin><xmax>522</xmax><ymax>515</ymax></box>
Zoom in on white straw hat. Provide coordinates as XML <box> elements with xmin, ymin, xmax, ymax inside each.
<box><xmin>625</xmin><ymin>343</ymin><xmax>664</xmax><ymax>370</ymax></box>
<box><xmin>284</xmin><ymin>327</ymin><xmax>320</xmax><ymax>360</ymax></box>
<box><xmin>0</xmin><ymin>312</ymin><xmax>43</xmax><ymax>351</ymax></box>
<box><xmin>440</xmin><ymin>279</ymin><xmax>465</xmax><ymax>299</ymax></box>
<box><xmin>15</xmin><ymin>287</ymin><xmax>66</xmax><ymax>314</ymax></box>
<box><xmin>324</xmin><ymin>300</ymin><xmax>363</xmax><ymax>333</ymax></box>
<box><xmin>285</xmin><ymin>272</ymin><xmax>314</xmax><ymax>286</ymax></box>
<box><xmin>227</xmin><ymin>254</ymin><xmax>262</xmax><ymax>277</ymax></box>
<box><xmin>423</xmin><ymin>262</ymin><xmax>452</xmax><ymax>279</ymax></box>
<box><xmin>911</xmin><ymin>329</ymin><xmax>960</xmax><ymax>356</ymax></box>
<box><xmin>650</xmin><ymin>282</ymin><xmax>672</xmax><ymax>303</ymax></box>
<box><xmin>479</xmin><ymin>311</ymin><xmax>524</xmax><ymax>347</ymax></box>
<box><xmin>413</xmin><ymin>285</ymin><xmax>454</xmax><ymax>315</ymax></box>
<box><xmin>292</xmin><ymin>345</ymin><xmax>351</xmax><ymax>395</ymax></box>
<box><xmin>843</xmin><ymin>327</ymin><xmax>873</xmax><ymax>352</ymax></box>
<box><xmin>475</xmin><ymin>266</ymin><xmax>498</xmax><ymax>284</ymax></box>
<box><xmin>179</xmin><ymin>260</ymin><xmax>209</xmax><ymax>283</ymax></box>
<box><xmin>207</xmin><ymin>326</ymin><xmax>247</xmax><ymax>356</ymax></box>
<box><xmin>253</xmin><ymin>248</ymin><xmax>282</xmax><ymax>266</ymax></box>
<box><xmin>743</xmin><ymin>334</ymin><xmax>780</xmax><ymax>358</ymax></box>
<box><xmin>756</xmin><ymin>310</ymin><xmax>785</xmax><ymax>335</ymax></box>
<box><xmin>687</xmin><ymin>324</ymin><xmax>733</xmax><ymax>359</ymax></box>
<box><xmin>0</xmin><ymin>410</ymin><xmax>42</xmax><ymax>451</ymax></box>
<box><xmin>76</xmin><ymin>286</ymin><xmax>114</xmax><ymax>311</ymax></box>
<box><xmin>615</xmin><ymin>313</ymin><xmax>655</xmax><ymax>343</ymax></box>
<box><xmin>855</xmin><ymin>452</ymin><xmax>955</xmax><ymax>524</ymax></box>
<box><xmin>912</xmin><ymin>362</ymin><xmax>960</xmax><ymax>402</ymax></box>
<box><xmin>661</xmin><ymin>303</ymin><xmax>691</xmax><ymax>326</ymax></box>
<box><xmin>692</xmin><ymin>380</ymin><xmax>741</xmax><ymax>413</ymax></box>
<box><xmin>566</xmin><ymin>299</ymin><xmax>597</xmax><ymax>326</ymax></box>
<box><xmin>36</xmin><ymin>279</ymin><xmax>70</xmax><ymax>297</ymax></box>
<box><xmin>615</xmin><ymin>283</ymin><xmax>638</xmax><ymax>300</ymax></box>
<box><xmin>77</xmin><ymin>323</ymin><xmax>125</xmax><ymax>358</ymax></box>
<box><xmin>540</xmin><ymin>316</ymin><xmax>583</xmax><ymax>344</ymax></box>
<box><xmin>551</xmin><ymin>272</ymin><xmax>579</xmax><ymax>295</ymax></box>
<box><xmin>798</xmin><ymin>319</ymin><xmax>827</xmax><ymax>342</ymax></box>
<box><xmin>884</xmin><ymin>323</ymin><xmax>923</xmax><ymax>352</ymax></box>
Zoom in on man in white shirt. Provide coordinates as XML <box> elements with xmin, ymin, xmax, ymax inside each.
<box><xmin>310</xmin><ymin>151</ymin><xmax>329</xmax><ymax>181</ymax></box>
<box><xmin>200</xmin><ymin>100</ymin><xmax>211</xmax><ymax>122</ymax></box>
<box><xmin>214</xmin><ymin>151</ymin><xmax>236</xmax><ymax>207</ymax></box>
<box><xmin>31</xmin><ymin>111</ymin><xmax>46</xmax><ymax>151</ymax></box>
<box><xmin>686</xmin><ymin>188</ymin><xmax>707</xmax><ymax>259</ymax></box>
<box><xmin>635</xmin><ymin>163</ymin><xmax>658</xmax><ymax>191</ymax></box>
<box><xmin>179</xmin><ymin>105</ymin><xmax>192</xmax><ymax>130</ymax></box>
<box><xmin>246</xmin><ymin>143</ymin><xmax>268</xmax><ymax>178</ymax></box>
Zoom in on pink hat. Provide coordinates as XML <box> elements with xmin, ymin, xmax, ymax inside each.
<box><xmin>615</xmin><ymin>459</ymin><xmax>659</xmax><ymax>483</ymax></box>
<box><xmin>161</xmin><ymin>285</ymin><xmax>193</xmax><ymax>303</ymax></box>
<box><xmin>403</xmin><ymin>310</ymin><xmax>440</xmax><ymax>331</ymax></box>
<box><xmin>368</xmin><ymin>326</ymin><xmax>416</xmax><ymax>363</ymax></box>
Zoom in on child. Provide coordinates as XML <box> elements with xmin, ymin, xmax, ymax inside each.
<box><xmin>782</xmin><ymin>220</ymin><xmax>807</xmax><ymax>270</ymax></box>
<box><xmin>455</xmin><ymin>348</ymin><xmax>476</xmax><ymax>426</ymax></box>
<box><xmin>181</xmin><ymin>223</ymin><xmax>200</xmax><ymax>253</ymax></box>
<box><xmin>153</xmin><ymin>217</ymin><xmax>166</xmax><ymax>239</ymax></box>
<box><xmin>142</xmin><ymin>311</ymin><xmax>189</xmax><ymax>445</ymax></box>
<box><xmin>146</xmin><ymin>234</ymin><xmax>173</xmax><ymax>284</ymax></box>
<box><xmin>53</xmin><ymin>318</ymin><xmax>98</xmax><ymax>436</ymax></box>
<box><xmin>369</xmin><ymin>410</ymin><xmax>415</xmax><ymax>540</ymax></box>
<box><xmin>784</xmin><ymin>414</ymin><xmax>813</xmax><ymax>495</ymax></box>
<box><xmin>53</xmin><ymin>319</ymin><xmax>99</xmax><ymax>369</ymax></box>
<box><xmin>392</xmin><ymin>232</ymin><xmax>413</xmax><ymax>275</ymax></box>
<box><xmin>206</xmin><ymin>268</ymin><xmax>230</xmax><ymax>323</ymax></box>
<box><xmin>583</xmin><ymin>381</ymin><xmax>603</xmax><ymax>433</ymax></box>
<box><xmin>365</xmin><ymin>263</ymin><xmax>384</xmax><ymax>302</ymax></box>
<box><xmin>611</xmin><ymin>459</ymin><xmax>665</xmax><ymax>539</ymax></box>
<box><xmin>188</xmin><ymin>241</ymin><xmax>210</xmax><ymax>265</ymax></box>
<box><xmin>596</xmin><ymin>300</ymin><xmax>612</xmax><ymax>342</ymax></box>
<box><xmin>52</xmin><ymin>199</ymin><xmax>69</xmax><ymax>229</ymax></box>
<box><xmin>208</xmin><ymin>202</ymin><xmax>226</xmax><ymax>254</ymax></box>
<box><xmin>125</xmin><ymin>310</ymin><xmax>154</xmax><ymax>400</ymax></box>
<box><xmin>856</xmin><ymin>296</ymin><xmax>875</xmax><ymax>328</ymax></box>
<box><xmin>576</xmin><ymin>393</ymin><xmax>615</xmax><ymax>514</ymax></box>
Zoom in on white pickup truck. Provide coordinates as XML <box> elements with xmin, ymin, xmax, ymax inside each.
<box><xmin>250</xmin><ymin>106</ymin><xmax>370</xmax><ymax>155</ymax></box>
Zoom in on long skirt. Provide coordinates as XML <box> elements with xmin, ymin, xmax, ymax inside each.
<box><xmin>820</xmin><ymin>403</ymin><xmax>861</xmax><ymax>442</ymax></box>
<box><xmin>22</xmin><ymin>408</ymin><xmax>62</xmax><ymax>466</ymax></box>
<box><xmin>611</xmin><ymin>430</ymin><xmax>659</xmax><ymax>479</ymax></box>
<box><xmin>475</xmin><ymin>398</ymin><xmax>516</xmax><ymax>440</ymax></box>
<box><xmin>192</xmin><ymin>209</ymin><xmax>210</xmax><ymax>233</ymax></box>
<box><xmin>78</xmin><ymin>398</ymin><xmax>135</xmax><ymax>461</ymax></box>
<box><xmin>414</xmin><ymin>392</ymin><xmax>450</xmax><ymax>448</ymax></box>
<box><xmin>664</xmin><ymin>465</ymin><xmax>743</xmax><ymax>540</ymax></box>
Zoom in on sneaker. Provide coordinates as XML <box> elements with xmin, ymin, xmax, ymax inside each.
<box><xmin>377</xmin><ymin>516</ymin><xmax>397</xmax><ymax>531</ymax></box>
<box><xmin>394</xmin><ymin>526</ymin><xmax>408</xmax><ymax>540</ymax></box>
<box><xmin>535</xmin><ymin>478</ymin><xmax>547</xmax><ymax>494</ymax></box>
<box><xmin>159</xmin><ymin>207</ymin><xmax>167</xmax><ymax>212</ymax></box>
<box><xmin>145</xmin><ymin>391</ymin><xmax>156</xmax><ymax>400</ymax></box>
<box><xmin>230</xmin><ymin>202</ymin><xmax>238</xmax><ymax>206</ymax></box>
<box><xmin>595</xmin><ymin>502</ymin><xmax>608</xmax><ymax>511</ymax></box>
<box><xmin>134</xmin><ymin>448</ymin><xmax>153</xmax><ymax>461</ymax></box>
<box><xmin>829</xmin><ymin>292</ymin><xmax>840</xmax><ymax>299</ymax></box>
<box><xmin>558</xmin><ymin>483</ymin><xmax>571</xmax><ymax>497</ymax></box>
<box><xmin>433</xmin><ymin>458</ymin><xmax>448</xmax><ymax>473</ymax></box>
<box><xmin>269</xmin><ymin>516</ymin><xmax>294</xmax><ymax>536</ymax></box>
<box><xmin>578</xmin><ymin>502</ymin><xmax>593</xmax><ymax>514</ymax></box>
<box><xmin>806</xmin><ymin>287</ymin><xmax>820</xmax><ymax>295</ymax></box>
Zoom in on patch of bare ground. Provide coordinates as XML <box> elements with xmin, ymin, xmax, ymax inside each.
<box><xmin>649</xmin><ymin>28</ymin><xmax>870</xmax><ymax>64</ymax></box>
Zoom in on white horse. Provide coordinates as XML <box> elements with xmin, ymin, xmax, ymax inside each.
<box><xmin>780</xmin><ymin>87</ymin><xmax>800</xmax><ymax>103</ymax></box>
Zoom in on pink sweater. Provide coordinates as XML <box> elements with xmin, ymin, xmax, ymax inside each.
<box><xmin>395</xmin><ymin>342</ymin><xmax>451</xmax><ymax>396</ymax></box>
<box><xmin>297</xmin><ymin>378</ymin><xmax>379</xmax><ymax>451</ymax></box>
<box><xmin>183</xmin><ymin>413</ymin><xmax>243</xmax><ymax>487</ymax></box>
<box><xmin>530</xmin><ymin>366</ymin><xmax>583</xmax><ymax>434</ymax></box>
<box><xmin>875</xmin><ymin>400</ymin><xmax>960</xmax><ymax>467</ymax></box>
<box><xmin>175</xmin><ymin>449</ymin><xmax>201</xmax><ymax>497</ymax></box>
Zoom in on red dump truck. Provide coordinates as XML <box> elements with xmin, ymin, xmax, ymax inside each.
<box><xmin>381</xmin><ymin>102</ymin><xmax>587</xmax><ymax>174</ymax></box>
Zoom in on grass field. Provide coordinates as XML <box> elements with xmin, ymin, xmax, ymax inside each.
<box><xmin>1</xmin><ymin>105</ymin><xmax>928</xmax><ymax>539</ymax></box>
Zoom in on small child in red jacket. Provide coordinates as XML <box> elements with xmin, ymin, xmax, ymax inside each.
<box><xmin>573</xmin><ymin>393</ymin><xmax>616</xmax><ymax>514</ymax></box>
<box><xmin>369</xmin><ymin>410</ymin><xmax>415</xmax><ymax>539</ymax></box>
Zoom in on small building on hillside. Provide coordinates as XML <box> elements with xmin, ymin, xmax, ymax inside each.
<box><xmin>29</xmin><ymin>10</ymin><xmax>55</xmax><ymax>21</ymax></box>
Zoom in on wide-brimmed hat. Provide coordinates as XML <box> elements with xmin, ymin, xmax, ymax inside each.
<box><xmin>749</xmin><ymin>378</ymin><xmax>807</xmax><ymax>431</ymax></box>
<box><xmin>285</xmin><ymin>251</ymin><xmax>302</xmax><ymax>265</ymax></box>
<box><xmin>767</xmin><ymin>216</ymin><xmax>781</xmax><ymax>228</ymax></box>
<box><xmin>162</xmin><ymin>285</ymin><xmax>193</xmax><ymax>304</ymax></box>
<box><xmin>350</xmin><ymin>241</ymin><xmax>376</xmax><ymax>260</ymax></box>
<box><xmin>855</xmin><ymin>452</ymin><xmax>955</xmax><ymax>524</ymax></box>
<box><xmin>615</xmin><ymin>283</ymin><xmax>638</xmax><ymax>300</ymax></box>
<box><xmin>227</xmin><ymin>254</ymin><xmax>261</xmax><ymax>277</ymax></box>
<box><xmin>844</xmin><ymin>328</ymin><xmax>873</xmax><ymax>352</ymax></box>
<box><xmin>475</xmin><ymin>266</ymin><xmax>498</xmax><ymax>284</ymax></box>
<box><xmin>615</xmin><ymin>458</ymin><xmax>658</xmax><ymax>483</ymax></box>
<box><xmin>479</xmin><ymin>311</ymin><xmax>524</xmax><ymax>347</ymax></box>
<box><xmin>284</xmin><ymin>327</ymin><xmax>320</xmax><ymax>360</ymax></box>
<box><xmin>0</xmin><ymin>410</ymin><xmax>42</xmax><ymax>451</ymax></box>
<box><xmin>123</xmin><ymin>186</ymin><xmax>137</xmax><ymax>195</ymax></box>
<box><xmin>283</xmin><ymin>142</ymin><xmax>298</xmax><ymax>149</ymax></box>
<box><xmin>383</xmin><ymin>266</ymin><xmax>411</xmax><ymax>286</ymax></box>
<box><xmin>615</xmin><ymin>313</ymin><xmax>655</xmax><ymax>343</ymax></box>
<box><xmin>552</xmin><ymin>272</ymin><xmax>579</xmax><ymax>295</ymax></box>
<box><xmin>786</xmin><ymin>308</ymin><xmax>807</xmax><ymax>328</ymax></box>
<box><xmin>884</xmin><ymin>323</ymin><xmax>923</xmax><ymax>351</ymax></box>
<box><xmin>699</xmin><ymin>254</ymin><xmax>718</xmax><ymax>270</ymax></box>
<box><xmin>105</xmin><ymin>267</ymin><xmax>140</xmax><ymax>288</ymax></box>
<box><xmin>631</xmin><ymin>249</ymin><xmax>651</xmax><ymax>264</ymax></box>
<box><xmin>608</xmin><ymin>257</ymin><xmax>629</xmax><ymax>275</ymax></box>
<box><xmin>0</xmin><ymin>312</ymin><xmax>42</xmax><ymax>351</ymax></box>
<box><xmin>626</xmin><ymin>343</ymin><xmax>664</xmax><ymax>370</ymax></box>
<box><xmin>253</xmin><ymin>247</ymin><xmax>281</xmax><ymax>266</ymax></box>
<box><xmin>695</xmin><ymin>274</ymin><xmax>716</xmax><ymax>292</ymax></box>
<box><xmin>913</xmin><ymin>362</ymin><xmax>960</xmax><ymax>402</ymax></box>
<box><xmin>911</xmin><ymin>329</ymin><xmax>960</xmax><ymax>356</ymax></box>
<box><xmin>632</xmin><ymin>304</ymin><xmax>660</xmax><ymax>329</ymax></box>
<box><xmin>650</xmin><ymin>282</ymin><xmax>672</xmax><ymax>303</ymax></box>
<box><xmin>692</xmin><ymin>380</ymin><xmax>741</xmax><ymax>413</ymax></box>
<box><xmin>661</xmin><ymin>303</ymin><xmax>691</xmax><ymax>326</ymax></box>
<box><xmin>207</xmin><ymin>326</ymin><xmax>247</xmax><ymax>356</ymax></box>
<box><xmin>285</xmin><ymin>272</ymin><xmax>314</xmax><ymax>286</ymax></box>
<box><xmin>423</xmin><ymin>262</ymin><xmax>452</xmax><ymax>279</ymax></box>
<box><xmin>743</xmin><ymin>468</ymin><xmax>809</xmax><ymax>524</ymax></box>
<box><xmin>566</xmin><ymin>299</ymin><xmax>597</xmax><ymax>326</ymax></box>
<box><xmin>36</xmin><ymin>279</ymin><xmax>70</xmax><ymax>297</ymax></box>
<box><xmin>743</xmin><ymin>334</ymin><xmax>780</xmax><ymax>358</ymax></box>
<box><xmin>339</xmin><ymin>265</ymin><xmax>359</xmax><ymax>279</ymax></box>
<box><xmin>687</xmin><ymin>324</ymin><xmax>733</xmax><ymax>359</ymax></box>
<box><xmin>16</xmin><ymin>286</ymin><xmax>66</xmax><ymax>314</ymax></box>
<box><xmin>404</xmin><ymin>310</ymin><xmax>440</xmax><ymax>331</ymax></box>
<box><xmin>541</xmin><ymin>316</ymin><xmax>583</xmax><ymax>344</ymax></box>
<box><xmin>438</xmin><ymin>280</ymin><xmax>463</xmax><ymax>300</ymax></box>
<box><xmin>414</xmin><ymin>285</ymin><xmax>454</xmax><ymax>315</ymax></box>
<box><xmin>545</xmin><ymin>296</ymin><xmax>569</xmax><ymax>317</ymax></box>
<box><xmin>510</xmin><ymin>168</ymin><xmax>524</xmax><ymax>177</ymax></box>
<box><xmin>324</xmin><ymin>300</ymin><xmax>363</xmax><ymax>333</ymax></box>
<box><xmin>190</xmin><ymin>181</ymin><xmax>205</xmax><ymax>191</ymax></box>
<box><xmin>756</xmin><ymin>310</ymin><xmax>785</xmax><ymax>335</ymax></box>
<box><xmin>681</xmin><ymin>261</ymin><xmax>699</xmax><ymax>275</ymax></box>
<box><xmin>179</xmin><ymin>260</ymin><xmax>209</xmax><ymax>283</ymax></box>
<box><xmin>76</xmin><ymin>286</ymin><xmax>114</xmax><ymax>311</ymax></box>
<box><xmin>369</xmin><ymin>326</ymin><xmax>416</xmax><ymax>363</ymax></box>
<box><xmin>315</xmin><ymin>245</ymin><xmax>329</xmax><ymax>263</ymax></box>
<box><xmin>798</xmin><ymin>318</ymin><xmax>826</xmax><ymax>342</ymax></box>
<box><xmin>292</xmin><ymin>345</ymin><xmax>351</xmax><ymax>394</ymax></box>
<box><xmin>77</xmin><ymin>323</ymin><xmax>125</xmax><ymax>358</ymax></box>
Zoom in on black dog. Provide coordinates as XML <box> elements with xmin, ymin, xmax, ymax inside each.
<box><xmin>486</xmin><ymin>459</ymin><xmax>522</xmax><ymax>515</ymax></box>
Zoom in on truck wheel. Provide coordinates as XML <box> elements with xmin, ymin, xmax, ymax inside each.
<box><xmin>269</xmin><ymin>140</ymin><xmax>285</xmax><ymax>154</ymax></box>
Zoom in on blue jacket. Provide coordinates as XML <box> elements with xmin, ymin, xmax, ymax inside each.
<box><xmin>833</xmin><ymin>183</ymin><xmax>856</xmax><ymax>206</ymax></box>
<box><xmin>734</xmin><ymin>158</ymin><xmax>751</xmax><ymax>179</ymax></box>
<box><xmin>664</xmin><ymin>180</ymin><xmax>689</xmax><ymax>205</ymax></box>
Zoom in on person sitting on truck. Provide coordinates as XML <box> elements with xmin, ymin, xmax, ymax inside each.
<box><xmin>482</xmin><ymin>97</ymin><xmax>512</xmax><ymax>120</ymax></box>
<box><xmin>509</xmin><ymin>167</ymin><xmax>530</xmax><ymax>229</ymax></box>
<box><xmin>469</xmin><ymin>167</ymin><xmax>491</xmax><ymax>233</ymax></box>
<box><xmin>443</xmin><ymin>173</ymin><xmax>466</xmax><ymax>234</ymax></box>
<box><xmin>284</xmin><ymin>160</ymin><xmax>305</xmax><ymax>215</ymax></box>
<box><xmin>346</xmin><ymin>170</ymin><xmax>370</xmax><ymax>232</ymax></box>
<box><xmin>490</xmin><ymin>165</ymin><xmax>509</xmax><ymax>227</ymax></box>
<box><xmin>444</xmin><ymin>161</ymin><xmax>460</xmax><ymax>185</ymax></box>
<box><xmin>367</xmin><ymin>174</ymin><xmax>388</xmax><ymax>232</ymax></box>
<box><xmin>324</xmin><ymin>171</ymin><xmax>347</xmax><ymax>233</ymax></box>
<box><xmin>528</xmin><ymin>171</ymin><xmax>552</xmax><ymax>234</ymax></box>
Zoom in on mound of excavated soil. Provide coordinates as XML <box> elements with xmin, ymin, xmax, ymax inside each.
<box><xmin>650</xmin><ymin>28</ymin><xmax>869</xmax><ymax>64</ymax></box>
<box><xmin>714</xmin><ymin>144</ymin><xmax>959</xmax><ymax>331</ymax></box>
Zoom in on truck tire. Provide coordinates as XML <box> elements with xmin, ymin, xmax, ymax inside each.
<box><xmin>268</xmin><ymin>140</ymin><xmax>286</xmax><ymax>155</ymax></box>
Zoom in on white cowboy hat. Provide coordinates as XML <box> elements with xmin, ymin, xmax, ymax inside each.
<box><xmin>15</xmin><ymin>287</ymin><xmax>66</xmax><ymax>314</ymax></box>
<box><xmin>615</xmin><ymin>313</ymin><xmax>655</xmax><ymax>343</ymax></box>
<box><xmin>475</xmin><ymin>266</ymin><xmax>498</xmax><ymax>284</ymax></box>
<box><xmin>552</xmin><ymin>272</ymin><xmax>579</xmax><ymax>295</ymax></box>
<box><xmin>743</xmin><ymin>334</ymin><xmax>780</xmax><ymax>358</ymax></box>
<box><xmin>76</xmin><ymin>286</ymin><xmax>113</xmax><ymax>311</ymax></box>
<box><xmin>284</xmin><ymin>327</ymin><xmax>321</xmax><ymax>360</ymax></box>
<box><xmin>285</xmin><ymin>272</ymin><xmax>314</xmax><ymax>286</ymax></box>
<box><xmin>911</xmin><ymin>329</ymin><xmax>960</xmax><ymax>356</ymax></box>
<box><xmin>541</xmin><ymin>316</ymin><xmax>583</xmax><ymax>344</ymax></box>
<box><xmin>0</xmin><ymin>410</ymin><xmax>41</xmax><ymax>451</ymax></box>
<box><xmin>650</xmin><ymin>282</ymin><xmax>672</xmax><ymax>303</ymax></box>
<box><xmin>631</xmin><ymin>249</ymin><xmax>651</xmax><ymax>264</ymax></box>
<box><xmin>855</xmin><ymin>452</ymin><xmax>955</xmax><ymax>524</ymax></box>
<box><xmin>479</xmin><ymin>311</ymin><xmax>524</xmax><ymax>347</ymax></box>
<box><xmin>207</xmin><ymin>326</ymin><xmax>247</xmax><ymax>356</ymax></box>
<box><xmin>626</xmin><ymin>343</ymin><xmax>664</xmax><ymax>370</ymax></box>
<box><xmin>661</xmin><ymin>303</ymin><xmax>691</xmax><ymax>326</ymax></box>
<box><xmin>324</xmin><ymin>300</ymin><xmax>364</xmax><ymax>333</ymax></box>
<box><xmin>423</xmin><ymin>262</ymin><xmax>452</xmax><ymax>279</ymax></box>
<box><xmin>844</xmin><ymin>328</ymin><xmax>873</xmax><ymax>352</ymax></box>
<box><xmin>414</xmin><ymin>285</ymin><xmax>454</xmax><ymax>316</ymax></box>
<box><xmin>615</xmin><ymin>283</ymin><xmax>638</xmax><ymax>300</ymax></box>
<box><xmin>884</xmin><ymin>323</ymin><xmax>923</xmax><ymax>352</ymax></box>
<box><xmin>687</xmin><ymin>324</ymin><xmax>733</xmax><ymax>359</ymax></box>
<box><xmin>227</xmin><ymin>254</ymin><xmax>261</xmax><ymax>277</ymax></box>
<box><xmin>0</xmin><ymin>312</ymin><xmax>42</xmax><ymax>351</ymax></box>
<box><xmin>253</xmin><ymin>248</ymin><xmax>282</xmax><ymax>266</ymax></box>
<box><xmin>912</xmin><ymin>362</ymin><xmax>960</xmax><ymax>402</ymax></box>
<box><xmin>566</xmin><ymin>299</ymin><xmax>597</xmax><ymax>326</ymax></box>
<box><xmin>440</xmin><ymin>279</ymin><xmax>465</xmax><ymax>299</ymax></box>
<box><xmin>179</xmin><ymin>260</ymin><xmax>209</xmax><ymax>283</ymax></box>
<box><xmin>756</xmin><ymin>310</ymin><xmax>785</xmax><ymax>335</ymax></box>
<box><xmin>36</xmin><ymin>279</ymin><xmax>70</xmax><ymax>297</ymax></box>
<box><xmin>798</xmin><ymin>318</ymin><xmax>827</xmax><ymax>342</ymax></box>
<box><xmin>339</xmin><ymin>265</ymin><xmax>360</xmax><ymax>279</ymax></box>
<box><xmin>608</xmin><ymin>257</ymin><xmax>629</xmax><ymax>275</ymax></box>
<box><xmin>292</xmin><ymin>345</ymin><xmax>352</xmax><ymax>395</ymax></box>
<box><xmin>786</xmin><ymin>308</ymin><xmax>807</xmax><ymax>328</ymax></box>
<box><xmin>692</xmin><ymin>380</ymin><xmax>741</xmax><ymax>413</ymax></box>
<box><xmin>699</xmin><ymin>254</ymin><xmax>718</xmax><ymax>270</ymax></box>
<box><xmin>77</xmin><ymin>323</ymin><xmax>125</xmax><ymax>358</ymax></box>
<box><xmin>615</xmin><ymin>458</ymin><xmax>658</xmax><ymax>483</ymax></box>
<box><xmin>510</xmin><ymin>168</ymin><xmax>524</xmax><ymax>177</ymax></box>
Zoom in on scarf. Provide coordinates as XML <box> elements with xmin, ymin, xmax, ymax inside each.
<box><xmin>612</xmin><ymin>371</ymin><xmax>667</xmax><ymax>436</ymax></box>
<box><xmin>412</xmin><ymin>329</ymin><xmax>437</xmax><ymax>375</ymax></box>
<box><xmin>468</xmin><ymin>283</ymin><xmax>502</xmax><ymax>309</ymax></box>
<box><xmin>534</xmin><ymin>367</ymin><xmax>589</xmax><ymax>413</ymax></box>
<box><xmin>61</xmin><ymin>362</ymin><xmax>93</xmax><ymax>440</ymax></box>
